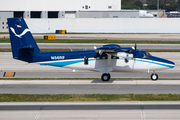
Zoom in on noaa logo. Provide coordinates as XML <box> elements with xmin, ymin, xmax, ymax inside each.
<box><xmin>10</xmin><ymin>27</ymin><xmax>30</xmax><ymax>38</ymax></box>
<box><xmin>126</xmin><ymin>54</ymin><xmax>129</xmax><ymax>57</ymax></box>
<box><xmin>51</xmin><ymin>56</ymin><xmax>65</xmax><ymax>60</ymax></box>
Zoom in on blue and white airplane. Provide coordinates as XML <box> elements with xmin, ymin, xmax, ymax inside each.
<box><xmin>7</xmin><ymin>18</ymin><xmax>175</xmax><ymax>81</ymax></box>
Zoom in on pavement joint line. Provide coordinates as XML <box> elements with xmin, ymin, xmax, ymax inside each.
<box><xmin>140</xmin><ymin>101</ymin><xmax>145</xmax><ymax>120</ymax></box>
<box><xmin>69</xmin><ymin>80</ymin><xmax>72</xmax><ymax>85</ymax></box>
<box><xmin>0</xmin><ymin>80</ymin><xmax>6</xmax><ymax>85</ymax></box>
<box><xmin>34</xmin><ymin>106</ymin><xmax>43</xmax><ymax>120</ymax></box>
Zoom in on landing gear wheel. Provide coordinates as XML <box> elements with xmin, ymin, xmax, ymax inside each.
<box><xmin>101</xmin><ymin>73</ymin><xmax>110</xmax><ymax>81</ymax></box>
<box><xmin>151</xmin><ymin>73</ymin><xmax>158</xmax><ymax>81</ymax></box>
<box><xmin>107</xmin><ymin>73</ymin><xmax>111</xmax><ymax>80</ymax></box>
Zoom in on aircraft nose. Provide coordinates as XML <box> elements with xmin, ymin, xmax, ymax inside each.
<box><xmin>150</xmin><ymin>56</ymin><xmax>175</xmax><ymax>68</ymax></box>
<box><xmin>170</xmin><ymin>61</ymin><xmax>175</xmax><ymax>68</ymax></box>
<box><xmin>160</xmin><ymin>58</ymin><xmax>175</xmax><ymax>68</ymax></box>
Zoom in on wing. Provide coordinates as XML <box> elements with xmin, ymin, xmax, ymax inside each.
<box><xmin>95</xmin><ymin>44</ymin><xmax>134</xmax><ymax>58</ymax></box>
<box><xmin>94</xmin><ymin>44</ymin><xmax>136</xmax><ymax>73</ymax></box>
<box><xmin>95</xmin><ymin>44</ymin><xmax>121</xmax><ymax>56</ymax></box>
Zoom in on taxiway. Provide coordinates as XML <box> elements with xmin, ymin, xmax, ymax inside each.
<box><xmin>0</xmin><ymin>80</ymin><xmax>180</xmax><ymax>94</ymax></box>
<box><xmin>0</xmin><ymin>101</ymin><xmax>180</xmax><ymax>120</ymax></box>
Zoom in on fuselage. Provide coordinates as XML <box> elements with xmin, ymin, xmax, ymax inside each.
<box><xmin>139</xmin><ymin>10</ymin><xmax>154</xmax><ymax>18</ymax></box>
<box><xmin>37</xmin><ymin>50</ymin><xmax>175</xmax><ymax>72</ymax></box>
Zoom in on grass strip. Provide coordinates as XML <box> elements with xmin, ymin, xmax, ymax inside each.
<box><xmin>0</xmin><ymin>94</ymin><xmax>180</xmax><ymax>102</ymax></box>
<box><xmin>1</xmin><ymin>48</ymin><xmax>180</xmax><ymax>52</ymax></box>
<box><xmin>0</xmin><ymin>32</ymin><xmax>8</xmax><ymax>34</ymax></box>
<box><xmin>2</xmin><ymin>38</ymin><xmax>180</xmax><ymax>44</ymax></box>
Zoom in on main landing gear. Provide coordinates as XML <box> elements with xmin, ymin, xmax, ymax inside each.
<box><xmin>150</xmin><ymin>73</ymin><xmax>158</xmax><ymax>81</ymax></box>
<box><xmin>101</xmin><ymin>73</ymin><xmax>111</xmax><ymax>81</ymax></box>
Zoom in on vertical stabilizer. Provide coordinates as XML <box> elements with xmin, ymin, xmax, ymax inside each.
<box><xmin>7</xmin><ymin>18</ymin><xmax>41</xmax><ymax>62</ymax></box>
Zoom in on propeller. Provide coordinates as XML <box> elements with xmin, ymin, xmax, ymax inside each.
<box><xmin>132</xmin><ymin>41</ymin><xmax>137</xmax><ymax>51</ymax></box>
<box><xmin>132</xmin><ymin>41</ymin><xmax>137</xmax><ymax>69</ymax></box>
<box><xmin>132</xmin><ymin>41</ymin><xmax>138</xmax><ymax>59</ymax></box>
<box><xmin>135</xmin><ymin>41</ymin><xmax>137</xmax><ymax>51</ymax></box>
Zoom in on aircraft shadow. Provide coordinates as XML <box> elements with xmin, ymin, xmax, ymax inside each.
<box><xmin>91</xmin><ymin>80</ymin><xmax>114</xmax><ymax>83</ymax></box>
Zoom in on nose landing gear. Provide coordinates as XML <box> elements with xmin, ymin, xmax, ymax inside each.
<box><xmin>151</xmin><ymin>73</ymin><xmax>158</xmax><ymax>81</ymax></box>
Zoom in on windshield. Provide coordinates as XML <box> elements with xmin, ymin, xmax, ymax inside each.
<box><xmin>145</xmin><ymin>51</ymin><xmax>151</xmax><ymax>57</ymax></box>
<box><xmin>141</xmin><ymin>51</ymin><xmax>151</xmax><ymax>58</ymax></box>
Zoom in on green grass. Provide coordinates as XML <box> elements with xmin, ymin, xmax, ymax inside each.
<box><xmin>0</xmin><ymin>38</ymin><xmax>10</xmax><ymax>43</ymax></box>
<box><xmin>2</xmin><ymin>38</ymin><xmax>180</xmax><ymax>44</ymax></box>
<box><xmin>0</xmin><ymin>49</ymin><xmax>12</xmax><ymax>52</ymax></box>
<box><xmin>0</xmin><ymin>32</ymin><xmax>8</xmax><ymax>34</ymax></box>
<box><xmin>0</xmin><ymin>94</ymin><xmax>180</xmax><ymax>102</ymax></box>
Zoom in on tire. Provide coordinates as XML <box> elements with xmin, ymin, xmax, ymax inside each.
<box><xmin>151</xmin><ymin>73</ymin><xmax>158</xmax><ymax>81</ymax></box>
<box><xmin>101</xmin><ymin>73</ymin><xmax>110</xmax><ymax>81</ymax></box>
<box><xmin>107</xmin><ymin>73</ymin><xmax>111</xmax><ymax>79</ymax></box>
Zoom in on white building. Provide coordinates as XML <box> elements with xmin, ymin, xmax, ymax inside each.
<box><xmin>0</xmin><ymin>0</ymin><xmax>121</xmax><ymax>19</ymax></box>
<box><xmin>1</xmin><ymin>0</ymin><xmax>121</xmax><ymax>11</ymax></box>
<box><xmin>1</xmin><ymin>0</ymin><xmax>180</xmax><ymax>33</ymax></box>
<box><xmin>0</xmin><ymin>0</ymin><xmax>121</xmax><ymax>32</ymax></box>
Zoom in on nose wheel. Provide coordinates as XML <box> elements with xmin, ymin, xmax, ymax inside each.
<box><xmin>151</xmin><ymin>73</ymin><xmax>158</xmax><ymax>81</ymax></box>
<box><xmin>101</xmin><ymin>73</ymin><xmax>111</xmax><ymax>81</ymax></box>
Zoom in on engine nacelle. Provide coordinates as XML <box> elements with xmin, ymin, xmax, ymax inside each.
<box><xmin>111</xmin><ymin>52</ymin><xmax>134</xmax><ymax>59</ymax></box>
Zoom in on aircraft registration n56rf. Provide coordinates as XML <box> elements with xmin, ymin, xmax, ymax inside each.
<box><xmin>7</xmin><ymin>18</ymin><xmax>175</xmax><ymax>81</ymax></box>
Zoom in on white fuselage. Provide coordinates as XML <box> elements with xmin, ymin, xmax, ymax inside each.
<box><xmin>139</xmin><ymin>10</ymin><xmax>154</xmax><ymax>18</ymax></box>
<box><xmin>39</xmin><ymin>57</ymin><xmax>174</xmax><ymax>73</ymax></box>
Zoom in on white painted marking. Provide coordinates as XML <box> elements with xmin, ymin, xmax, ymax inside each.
<box><xmin>10</xmin><ymin>27</ymin><xmax>30</xmax><ymax>38</ymax></box>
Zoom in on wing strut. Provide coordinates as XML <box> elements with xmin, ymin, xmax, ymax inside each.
<box><xmin>107</xmin><ymin>54</ymin><xmax>111</xmax><ymax>68</ymax></box>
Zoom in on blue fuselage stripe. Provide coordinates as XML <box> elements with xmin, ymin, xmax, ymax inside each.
<box><xmin>40</xmin><ymin>57</ymin><xmax>174</xmax><ymax>68</ymax></box>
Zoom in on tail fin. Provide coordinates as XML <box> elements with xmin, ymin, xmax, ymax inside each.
<box><xmin>7</xmin><ymin>18</ymin><xmax>41</xmax><ymax>62</ymax></box>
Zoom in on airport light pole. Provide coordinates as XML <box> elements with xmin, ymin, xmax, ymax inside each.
<box><xmin>177</xmin><ymin>0</ymin><xmax>179</xmax><ymax>11</ymax></box>
<box><xmin>157</xmin><ymin>0</ymin><xmax>159</xmax><ymax>10</ymax></box>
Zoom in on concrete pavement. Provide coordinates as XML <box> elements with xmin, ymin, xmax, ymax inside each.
<box><xmin>0</xmin><ymin>80</ymin><xmax>180</xmax><ymax>94</ymax></box>
<box><xmin>0</xmin><ymin>101</ymin><xmax>180</xmax><ymax>120</ymax></box>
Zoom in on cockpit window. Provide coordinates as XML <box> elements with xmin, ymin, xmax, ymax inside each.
<box><xmin>141</xmin><ymin>51</ymin><xmax>151</xmax><ymax>58</ymax></box>
<box><xmin>145</xmin><ymin>52</ymin><xmax>151</xmax><ymax>57</ymax></box>
<box><xmin>141</xmin><ymin>53</ymin><xmax>145</xmax><ymax>58</ymax></box>
<box><xmin>135</xmin><ymin>51</ymin><xmax>151</xmax><ymax>59</ymax></box>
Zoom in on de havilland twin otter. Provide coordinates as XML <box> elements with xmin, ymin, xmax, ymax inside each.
<box><xmin>7</xmin><ymin>18</ymin><xmax>175</xmax><ymax>81</ymax></box>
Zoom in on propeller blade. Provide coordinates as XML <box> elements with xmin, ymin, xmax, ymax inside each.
<box><xmin>135</xmin><ymin>41</ymin><xmax>137</xmax><ymax>51</ymax></box>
